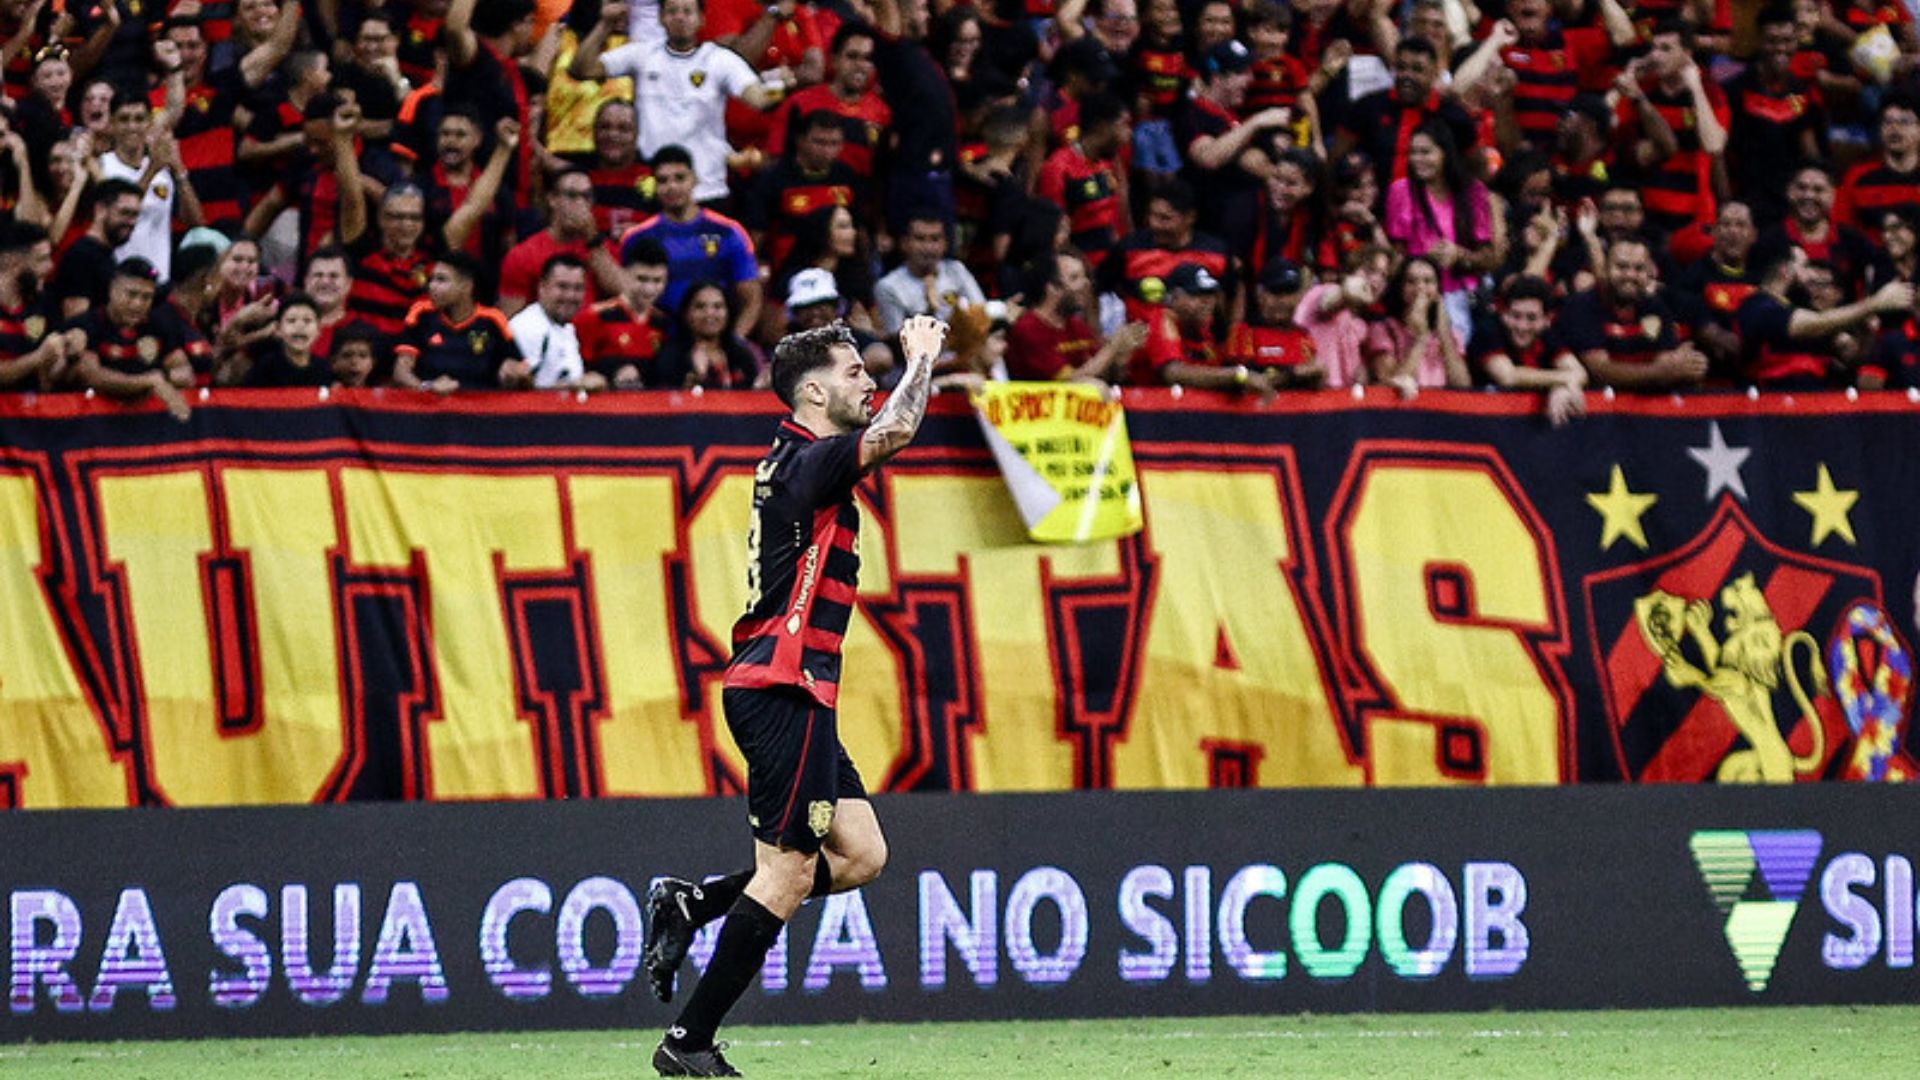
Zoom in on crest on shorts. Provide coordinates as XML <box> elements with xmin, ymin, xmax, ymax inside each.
<box><xmin>807</xmin><ymin>800</ymin><xmax>835</xmax><ymax>838</ymax></box>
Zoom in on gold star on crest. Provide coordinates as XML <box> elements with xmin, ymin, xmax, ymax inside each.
<box><xmin>1587</xmin><ymin>465</ymin><xmax>1657</xmax><ymax>551</ymax></box>
<box><xmin>1792</xmin><ymin>464</ymin><xmax>1859</xmax><ymax>546</ymax></box>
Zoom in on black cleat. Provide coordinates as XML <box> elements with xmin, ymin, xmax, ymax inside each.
<box><xmin>653</xmin><ymin>1039</ymin><xmax>742</xmax><ymax>1077</ymax></box>
<box><xmin>644</xmin><ymin>877</ymin><xmax>700</xmax><ymax>1003</ymax></box>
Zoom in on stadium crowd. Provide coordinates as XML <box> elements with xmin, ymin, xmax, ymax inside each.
<box><xmin>3</xmin><ymin>0</ymin><xmax>1920</xmax><ymax>420</ymax></box>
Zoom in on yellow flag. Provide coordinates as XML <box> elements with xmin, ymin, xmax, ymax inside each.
<box><xmin>973</xmin><ymin>381</ymin><xmax>1144</xmax><ymax>543</ymax></box>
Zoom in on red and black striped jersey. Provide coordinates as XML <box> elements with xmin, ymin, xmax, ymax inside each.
<box><xmin>1556</xmin><ymin>288</ymin><xmax>1682</xmax><ymax>367</ymax></box>
<box><xmin>151</xmin><ymin>82</ymin><xmax>244</xmax><ymax>227</ymax></box>
<box><xmin>587</xmin><ymin>161</ymin><xmax>658</xmax><ymax>237</ymax></box>
<box><xmin>766</xmin><ymin>87</ymin><xmax>892</xmax><ymax>179</ymax></box>
<box><xmin>1503</xmin><ymin>29</ymin><xmax>1612</xmax><ymax>142</ymax></box>
<box><xmin>0</xmin><ymin>298</ymin><xmax>51</xmax><ymax>368</ymax></box>
<box><xmin>1037</xmin><ymin>143</ymin><xmax>1124</xmax><ymax>267</ymax></box>
<box><xmin>1104</xmin><ymin>230</ymin><xmax>1232</xmax><ymax>320</ymax></box>
<box><xmin>1227</xmin><ymin>322</ymin><xmax>1317</xmax><ymax>371</ymax></box>
<box><xmin>395</xmin><ymin>10</ymin><xmax>445</xmax><ymax>89</ymax></box>
<box><xmin>1837</xmin><ymin>156</ymin><xmax>1920</xmax><ymax>236</ymax></box>
<box><xmin>1615</xmin><ymin>78</ymin><xmax>1731</xmax><ymax>231</ymax></box>
<box><xmin>726</xmin><ymin>419</ymin><xmax>866</xmax><ymax>709</ymax></box>
<box><xmin>346</xmin><ymin>241</ymin><xmax>434</xmax><ymax>336</ymax></box>
<box><xmin>1128</xmin><ymin>42</ymin><xmax>1192</xmax><ymax>119</ymax></box>
<box><xmin>70</xmin><ymin>306</ymin><xmax>206</xmax><ymax>378</ymax></box>
<box><xmin>1244</xmin><ymin>53</ymin><xmax>1310</xmax><ymax>118</ymax></box>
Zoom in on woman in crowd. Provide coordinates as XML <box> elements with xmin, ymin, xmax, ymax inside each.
<box><xmin>654</xmin><ymin>281</ymin><xmax>762</xmax><ymax>390</ymax></box>
<box><xmin>1365</xmin><ymin>255</ymin><xmax>1470</xmax><ymax>395</ymax></box>
<box><xmin>766</xmin><ymin>204</ymin><xmax>878</xmax><ymax>343</ymax></box>
<box><xmin>1384</xmin><ymin>120</ymin><xmax>1500</xmax><ymax>336</ymax></box>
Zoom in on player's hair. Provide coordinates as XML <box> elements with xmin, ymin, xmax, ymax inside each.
<box><xmin>383</xmin><ymin>182</ymin><xmax>427</xmax><ymax>209</ymax></box>
<box><xmin>540</xmin><ymin>252</ymin><xmax>588</xmax><ymax>281</ymax></box>
<box><xmin>771</xmin><ymin>321</ymin><xmax>858</xmax><ymax>408</ymax></box>
<box><xmin>1243</xmin><ymin>0</ymin><xmax>1292</xmax><ymax>32</ymax></box>
<box><xmin>162</xmin><ymin>15</ymin><xmax>203</xmax><ymax>36</ymax></box>
<box><xmin>651</xmin><ymin>144</ymin><xmax>696</xmax><ymax>172</ymax></box>
<box><xmin>1022</xmin><ymin>251</ymin><xmax>1082</xmax><ymax>301</ymax></box>
<box><xmin>549</xmin><ymin>167</ymin><xmax>593</xmax><ymax>196</ymax></box>
<box><xmin>308</xmin><ymin>244</ymin><xmax>350</xmax><ymax>269</ymax></box>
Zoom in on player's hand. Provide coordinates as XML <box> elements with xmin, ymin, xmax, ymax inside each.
<box><xmin>1663</xmin><ymin>347</ymin><xmax>1709</xmax><ymax>383</ymax></box>
<box><xmin>1320</xmin><ymin>40</ymin><xmax>1353</xmax><ymax>77</ymax></box>
<box><xmin>899</xmin><ymin>314</ymin><xmax>947</xmax><ymax>363</ymax></box>
<box><xmin>153</xmin><ymin>380</ymin><xmax>191</xmax><ymax>422</ymax></box>
<box><xmin>332</xmin><ymin>100</ymin><xmax>362</xmax><ymax>135</ymax></box>
<box><xmin>428</xmin><ymin>375</ymin><xmax>461</xmax><ymax>395</ymax></box>
<box><xmin>1249</xmin><ymin>106</ymin><xmax>1292</xmax><ymax>131</ymax></box>
<box><xmin>1112</xmin><ymin>320</ymin><xmax>1149</xmax><ymax>354</ymax></box>
<box><xmin>600</xmin><ymin>0</ymin><xmax>629</xmax><ymax>28</ymax></box>
<box><xmin>1489</xmin><ymin>18</ymin><xmax>1518</xmax><ymax>47</ymax></box>
<box><xmin>495</xmin><ymin>117</ymin><xmax>523</xmax><ymax>152</ymax></box>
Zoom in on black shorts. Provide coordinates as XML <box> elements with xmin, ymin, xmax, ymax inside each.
<box><xmin>722</xmin><ymin>686</ymin><xmax>868</xmax><ymax>854</ymax></box>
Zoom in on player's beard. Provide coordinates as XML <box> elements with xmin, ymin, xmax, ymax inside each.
<box><xmin>827</xmin><ymin>388</ymin><xmax>872</xmax><ymax>433</ymax></box>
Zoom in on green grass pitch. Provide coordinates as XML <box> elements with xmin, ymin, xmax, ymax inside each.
<box><xmin>1</xmin><ymin>1007</ymin><xmax>1912</xmax><ymax>1078</ymax></box>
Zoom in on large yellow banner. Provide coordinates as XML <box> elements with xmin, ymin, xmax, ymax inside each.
<box><xmin>1</xmin><ymin>391</ymin><xmax>1913</xmax><ymax>806</ymax></box>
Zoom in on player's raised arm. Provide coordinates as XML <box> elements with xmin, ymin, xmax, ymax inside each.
<box><xmin>858</xmin><ymin>314</ymin><xmax>946</xmax><ymax>471</ymax></box>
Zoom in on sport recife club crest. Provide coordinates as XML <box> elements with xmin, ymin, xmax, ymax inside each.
<box><xmin>1582</xmin><ymin>423</ymin><xmax>1915</xmax><ymax>784</ymax></box>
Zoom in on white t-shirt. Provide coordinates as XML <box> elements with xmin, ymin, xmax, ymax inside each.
<box><xmin>508</xmin><ymin>304</ymin><xmax>584</xmax><ymax>389</ymax></box>
<box><xmin>98</xmin><ymin>151</ymin><xmax>176</xmax><ymax>283</ymax></box>
<box><xmin>600</xmin><ymin>40</ymin><xmax>759</xmax><ymax>202</ymax></box>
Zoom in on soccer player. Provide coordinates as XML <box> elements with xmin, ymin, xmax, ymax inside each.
<box><xmin>643</xmin><ymin>315</ymin><xmax>947</xmax><ymax>1078</ymax></box>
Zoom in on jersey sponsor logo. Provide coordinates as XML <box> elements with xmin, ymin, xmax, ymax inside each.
<box><xmin>787</xmin><ymin>542</ymin><xmax>821</xmax><ymax>635</ymax></box>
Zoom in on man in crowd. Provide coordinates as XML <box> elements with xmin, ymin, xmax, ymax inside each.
<box><xmin>392</xmin><ymin>252</ymin><xmax>531</xmax><ymax>392</ymax></box>
<box><xmin>1559</xmin><ymin>237</ymin><xmax>1710</xmax><ymax>390</ymax></box>
<box><xmin>1006</xmin><ymin>251</ymin><xmax>1145</xmax><ymax>381</ymax></box>
<box><xmin>68</xmin><ymin>258</ymin><xmax>196</xmax><ymax>420</ymax></box>
<box><xmin>509</xmin><ymin>254</ymin><xmax>592</xmax><ymax>390</ymax></box>
<box><xmin>577</xmin><ymin>237</ymin><xmax>673</xmax><ymax>389</ymax></box>
<box><xmin>500</xmin><ymin>169</ymin><xmax>606</xmax><ymax>318</ymax></box>
<box><xmin>767</xmin><ymin>25</ymin><xmax>891</xmax><ymax>181</ymax></box>
<box><xmin>874</xmin><ymin>212</ymin><xmax>986</xmax><ymax>335</ymax></box>
<box><xmin>620</xmin><ymin>146</ymin><xmax>762</xmax><ymax>337</ymax></box>
<box><xmin>0</xmin><ymin>223</ymin><xmax>65</xmax><ymax>387</ymax></box>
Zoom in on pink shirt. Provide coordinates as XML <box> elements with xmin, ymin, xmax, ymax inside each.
<box><xmin>1364</xmin><ymin>318</ymin><xmax>1467</xmax><ymax>388</ymax></box>
<box><xmin>1384</xmin><ymin>179</ymin><xmax>1494</xmax><ymax>294</ymax></box>
<box><xmin>1294</xmin><ymin>284</ymin><xmax>1368</xmax><ymax>389</ymax></box>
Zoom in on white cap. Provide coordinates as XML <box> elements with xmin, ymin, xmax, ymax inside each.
<box><xmin>786</xmin><ymin>268</ymin><xmax>840</xmax><ymax>309</ymax></box>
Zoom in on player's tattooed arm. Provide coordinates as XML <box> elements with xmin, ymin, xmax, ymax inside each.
<box><xmin>860</xmin><ymin>315</ymin><xmax>947</xmax><ymax>471</ymax></box>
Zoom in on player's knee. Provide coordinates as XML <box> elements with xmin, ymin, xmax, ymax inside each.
<box><xmin>848</xmin><ymin>833</ymin><xmax>888</xmax><ymax>887</ymax></box>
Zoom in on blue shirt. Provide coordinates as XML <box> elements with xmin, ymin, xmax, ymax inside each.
<box><xmin>620</xmin><ymin>209</ymin><xmax>759</xmax><ymax>317</ymax></box>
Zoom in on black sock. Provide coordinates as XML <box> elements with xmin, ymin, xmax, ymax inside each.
<box><xmin>807</xmin><ymin>854</ymin><xmax>834</xmax><ymax>899</ymax></box>
<box><xmin>668</xmin><ymin>894</ymin><xmax>785</xmax><ymax>1051</ymax></box>
<box><xmin>684</xmin><ymin>870</ymin><xmax>753</xmax><ymax>927</ymax></box>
